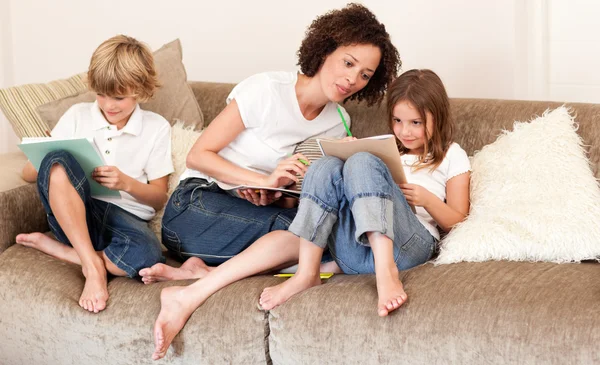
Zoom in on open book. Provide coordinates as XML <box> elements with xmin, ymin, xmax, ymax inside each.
<box><xmin>216</xmin><ymin>181</ymin><xmax>301</xmax><ymax>197</ymax></box>
<box><xmin>317</xmin><ymin>134</ymin><xmax>408</xmax><ymax>185</ymax></box>
<box><xmin>317</xmin><ymin>134</ymin><xmax>415</xmax><ymax>212</ymax></box>
<box><xmin>18</xmin><ymin>137</ymin><xmax>120</xmax><ymax>198</ymax></box>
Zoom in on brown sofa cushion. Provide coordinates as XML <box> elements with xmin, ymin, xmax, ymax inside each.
<box><xmin>268</xmin><ymin>260</ymin><xmax>600</xmax><ymax>364</ymax></box>
<box><xmin>37</xmin><ymin>39</ymin><xmax>204</xmax><ymax>131</ymax></box>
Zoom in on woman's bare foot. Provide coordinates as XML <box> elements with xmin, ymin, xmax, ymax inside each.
<box><xmin>152</xmin><ymin>286</ymin><xmax>201</xmax><ymax>360</ymax></box>
<box><xmin>80</xmin><ymin>263</ymin><xmax>109</xmax><ymax>313</ymax></box>
<box><xmin>375</xmin><ymin>267</ymin><xmax>407</xmax><ymax>317</ymax></box>
<box><xmin>140</xmin><ymin>257</ymin><xmax>213</xmax><ymax>284</ymax></box>
<box><xmin>259</xmin><ymin>273</ymin><xmax>322</xmax><ymax>310</ymax></box>
<box><xmin>16</xmin><ymin>232</ymin><xmax>78</xmax><ymax>262</ymax></box>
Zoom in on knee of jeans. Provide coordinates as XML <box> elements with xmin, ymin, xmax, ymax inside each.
<box><xmin>40</xmin><ymin>150</ymin><xmax>78</xmax><ymax>170</ymax></box>
<box><xmin>304</xmin><ymin>156</ymin><xmax>344</xmax><ymax>188</ymax></box>
<box><xmin>345</xmin><ymin>152</ymin><xmax>385</xmax><ymax>173</ymax></box>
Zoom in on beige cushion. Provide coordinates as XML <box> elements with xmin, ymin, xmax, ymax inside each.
<box><xmin>436</xmin><ymin>106</ymin><xmax>600</xmax><ymax>264</ymax></box>
<box><xmin>149</xmin><ymin>122</ymin><xmax>202</xmax><ymax>237</ymax></box>
<box><xmin>0</xmin><ymin>73</ymin><xmax>87</xmax><ymax>138</ymax></box>
<box><xmin>37</xmin><ymin>39</ymin><xmax>204</xmax><ymax>131</ymax></box>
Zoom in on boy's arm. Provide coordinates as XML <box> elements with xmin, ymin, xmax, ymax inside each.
<box><xmin>125</xmin><ymin>175</ymin><xmax>168</xmax><ymax>211</ymax></box>
<box><xmin>92</xmin><ymin>167</ymin><xmax>168</xmax><ymax>211</ymax></box>
<box><xmin>22</xmin><ymin>161</ymin><xmax>38</xmax><ymax>183</ymax></box>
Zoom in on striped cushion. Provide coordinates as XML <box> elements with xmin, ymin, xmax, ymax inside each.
<box><xmin>293</xmin><ymin>137</ymin><xmax>324</xmax><ymax>191</ymax></box>
<box><xmin>0</xmin><ymin>73</ymin><xmax>86</xmax><ymax>138</ymax></box>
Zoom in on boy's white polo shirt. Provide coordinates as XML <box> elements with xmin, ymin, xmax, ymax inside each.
<box><xmin>51</xmin><ymin>101</ymin><xmax>174</xmax><ymax>221</ymax></box>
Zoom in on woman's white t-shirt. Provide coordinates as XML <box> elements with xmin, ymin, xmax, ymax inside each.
<box><xmin>401</xmin><ymin>142</ymin><xmax>471</xmax><ymax>240</ymax></box>
<box><xmin>180</xmin><ymin>71</ymin><xmax>350</xmax><ymax>181</ymax></box>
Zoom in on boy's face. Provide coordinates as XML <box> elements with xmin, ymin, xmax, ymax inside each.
<box><xmin>96</xmin><ymin>94</ymin><xmax>137</xmax><ymax>127</ymax></box>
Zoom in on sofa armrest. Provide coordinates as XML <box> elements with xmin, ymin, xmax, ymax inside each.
<box><xmin>0</xmin><ymin>152</ymin><xmax>48</xmax><ymax>254</ymax></box>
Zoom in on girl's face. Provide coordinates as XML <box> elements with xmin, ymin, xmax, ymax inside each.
<box><xmin>318</xmin><ymin>44</ymin><xmax>381</xmax><ymax>102</ymax></box>
<box><xmin>392</xmin><ymin>100</ymin><xmax>434</xmax><ymax>155</ymax></box>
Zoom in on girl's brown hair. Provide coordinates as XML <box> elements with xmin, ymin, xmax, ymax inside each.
<box><xmin>387</xmin><ymin>69</ymin><xmax>454</xmax><ymax>171</ymax></box>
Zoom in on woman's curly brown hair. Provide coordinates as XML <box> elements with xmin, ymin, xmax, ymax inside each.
<box><xmin>297</xmin><ymin>3</ymin><xmax>401</xmax><ymax>106</ymax></box>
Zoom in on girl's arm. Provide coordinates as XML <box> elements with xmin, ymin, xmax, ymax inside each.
<box><xmin>424</xmin><ymin>172</ymin><xmax>470</xmax><ymax>232</ymax></box>
<box><xmin>22</xmin><ymin>161</ymin><xmax>38</xmax><ymax>183</ymax></box>
<box><xmin>186</xmin><ymin>100</ymin><xmax>269</xmax><ymax>186</ymax></box>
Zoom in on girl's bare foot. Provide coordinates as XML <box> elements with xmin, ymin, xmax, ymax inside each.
<box><xmin>259</xmin><ymin>273</ymin><xmax>322</xmax><ymax>310</ymax></box>
<box><xmin>140</xmin><ymin>257</ymin><xmax>213</xmax><ymax>284</ymax></box>
<box><xmin>152</xmin><ymin>286</ymin><xmax>201</xmax><ymax>360</ymax></box>
<box><xmin>375</xmin><ymin>268</ymin><xmax>407</xmax><ymax>317</ymax></box>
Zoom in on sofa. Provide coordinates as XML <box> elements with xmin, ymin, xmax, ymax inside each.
<box><xmin>1</xmin><ymin>81</ymin><xmax>599</xmax><ymax>365</ymax></box>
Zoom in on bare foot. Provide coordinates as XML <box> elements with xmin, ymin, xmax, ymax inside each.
<box><xmin>259</xmin><ymin>273</ymin><xmax>322</xmax><ymax>310</ymax></box>
<box><xmin>16</xmin><ymin>232</ymin><xmax>76</xmax><ymax>261</ymax></box>
<box><xmin>140</xmin><ymin>257</ymin><xmax>213</xmax><ymax>284</ymax></box>
<box><xmin>376</xmin><ymin>268</ymin><xmax>407</xmax><ymax>317</ymax></box>
<box><xmin>80</xmin><ymin>264</ymin><xmax>109</xmax><ymax>313</ymax></box>
<box><xmin>152</xmin><ymin>286</ymin><xmax>200</xmax><ymax>360</ymax></box>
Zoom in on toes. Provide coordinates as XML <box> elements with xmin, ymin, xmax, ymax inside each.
<box><xmin>378</xmin><ymin>306</ymin><xmax>389</xmax><ymax>317</ymax></box>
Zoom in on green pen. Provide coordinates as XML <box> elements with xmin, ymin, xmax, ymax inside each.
<box><xmin>288</xmin><ymin>153</ymin><xmax>310</xmax><ymax>166</ymax></box>
<box><xmin>337</xmin><ymin>105</ymin><xmax>352</xmax><ymax>137</ymax></box>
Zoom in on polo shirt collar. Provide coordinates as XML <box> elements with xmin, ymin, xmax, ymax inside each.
<box><xmin>91</xmin><ymin>100</ymin><xmax>143</xmax><ymax>136</ymax></box>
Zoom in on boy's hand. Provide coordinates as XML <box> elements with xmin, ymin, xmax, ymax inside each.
<box><xmin>399</xmin><ymin>183</ymin><xmax>433</xmax><ymax>208</ymax></box>
<box><xmin>93</xmin><ymin>166</ymin><xmax>132</xmax><ymax>192</ymax></box>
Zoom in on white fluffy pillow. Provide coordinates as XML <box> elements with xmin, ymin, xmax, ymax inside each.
<box><xmin>149</xmin><ymin>121</ymin><xmax>202</xmax><ymax>237</ymax></box>
<box><xmin>436</xmin><ymin>106</ymin><xmax>600</xmax><ymax>264</ymax></box>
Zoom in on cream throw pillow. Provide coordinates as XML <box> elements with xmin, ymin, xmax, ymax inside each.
<box><xmin>149</xmin><ymin>121</ymin><xmax>202</xmax><ymax>237</ymax></box>
<box><xmin>435</xmin><ymin>106</ymin><xmax>600</xmax><ymax>264</ymax></box>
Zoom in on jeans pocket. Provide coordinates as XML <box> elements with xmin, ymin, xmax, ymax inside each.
<box><xmin>161</xmin><ymin>224</ymin><xmax>182</xmax><ymax>255</ymax></box>
<box><xmin>396</xmin><ymin>233</ymin><xmax>432</xmax><ymax>270</ymax></box>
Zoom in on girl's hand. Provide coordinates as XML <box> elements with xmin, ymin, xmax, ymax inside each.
<box><xmin>261</xmin><ymin>153</ymin><xmax>309</xmax><ymax>188</ymax></box>
<box><xmin>237</xmin><ymin>189</ymin><xmax>282</xmax><ymax>206</ymax></box>
<box><xmin>399</xmin><ymin>183</ymin><xmax>433</xmax><ymax>208</ymax></box>
<box><xmin>92</xmin><ymin>166</ymin><xmax>132</xmax><ymax>192</ymax></box>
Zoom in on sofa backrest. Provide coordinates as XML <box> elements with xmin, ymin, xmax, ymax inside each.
<box><xmin>189</xmin><ymin>81</ymin><xmax>600</xmax><ymax>179</ymax></box>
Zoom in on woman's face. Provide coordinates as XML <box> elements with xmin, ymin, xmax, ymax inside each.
<box><xmin>318</xmin><ymin>44</ymin><xmax>381</xmax><ymax>103</ymax></box>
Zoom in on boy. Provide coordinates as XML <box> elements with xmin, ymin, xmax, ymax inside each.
<box><xmin>16</xmin><ymin>35</ymin><xmax>173</xmax><ymax>313</ymax></box>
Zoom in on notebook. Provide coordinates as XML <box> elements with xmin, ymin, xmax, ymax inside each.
<box><xmin>18</xmin><ymin>137</ymin><xmax>120</xmax><ymax>198</ymax></box>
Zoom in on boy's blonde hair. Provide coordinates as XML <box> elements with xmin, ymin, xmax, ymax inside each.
<box><xmin>87</xmin><ymin>35</ymin><xmax>159</xmax><ymax>102</ymax></box>
<box><xmin>387</xmin><ymin>69</ymin><xmax>454</xmax><ymax>172</ymax></box>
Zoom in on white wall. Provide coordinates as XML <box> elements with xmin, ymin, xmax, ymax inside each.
<box><xmin>0</xmin><ymin>0</ymin><xmax>18</xmax><ymax>154</ymax></box>
<box><xmin>1</xmin><ymin>1</ymin><xmax>598</xmax><ymax>154</ymax></box>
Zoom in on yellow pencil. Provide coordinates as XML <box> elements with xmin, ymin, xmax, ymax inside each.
<box><xmin>274</xmin><ymin>272</ymin><xmax>334</xmax><ymax>279</ymax></box>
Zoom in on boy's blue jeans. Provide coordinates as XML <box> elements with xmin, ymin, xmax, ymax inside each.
<box><xmin>37</xmin><ymin>150</ymin><xmax>164</xmax><ymax>278</ymax></box>
<box><xmin>161</xmin><ymin>178</ymin><xmax>298</xmax><ymax>265</ymax></box>
<box><xmin>288</xmin><ymin>153</ymin><xmax>437</xmax><ymax>274</ymax></box>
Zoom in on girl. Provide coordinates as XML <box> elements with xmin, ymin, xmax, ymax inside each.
<box><xmin>259</xmin><ymin>69</ymin><xmax>471</xmax><ymax>316</ymax></box>
<box><xmin>148</xmin><ymin>4</ymin><xmax>400</xmax><ymax>360</ymax></box>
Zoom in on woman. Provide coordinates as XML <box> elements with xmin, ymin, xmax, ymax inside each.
<box><xmin>146</xmin><ymin>4</ymin><xmax>401</xmax><ymax>359</ymax></box>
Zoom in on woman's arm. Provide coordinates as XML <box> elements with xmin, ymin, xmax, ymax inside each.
<box><xmin>186</xmin><ymin>100</ymin><xmax>269</xmax><ymax>186</ymax></box>
<box><xmin>423</xmin><ymin>172</ymin><xmax>470</xmax><ymax>232</ymax></box>
<box><xmin>22</xmin><ymin>161</ymin><xmax>38</xmax><ymax>183</ymax></box>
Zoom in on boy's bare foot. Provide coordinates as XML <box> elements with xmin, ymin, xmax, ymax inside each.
<box><xmin>80</xmin><ymin>263</ymin><xmax>109</xmax><ymax>313</ymax></box>
<box><xmin>152</xmin><ymin>286</ymin><xmax>199</xmax><ymax>360</ymax></box>
<box><xmin>375</xmin><ymin>268</ymin><xmax>407</xmax><ymax>317</ymax></box>
<box><xmin>259</xmin><ymin>273</ymin><xmax>321</xmax><ymax>310</ymax></box>
<box><xmin>140</xmin><ymin>257</ymin><xmax>213</xmax><ymax>284</ymax></box>
<box><xmin>16</xmin><ymin>232</ymin><xmax>76</xmax><ymax>261</ymax></box>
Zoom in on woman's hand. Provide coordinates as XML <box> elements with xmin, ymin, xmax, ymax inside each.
<box><xmin>260</xmin><ymin>153</ymin><xmax>310</xmax><ymax>188</ymax></box>
<box><xmin>92</xmin><ymin>166</ymin><xmax>133</xmax><ymax>192</ymax></box>
<box><xmin>237</xmin><ymin>189</ymin><xmax>282</xmax><ymax>206</ymax></box>
<box><xmin>341</xmin><ymin>136</ymin><xmax>357</xmax><ymax>142</ymax></box>
<box><xmin>399</xmin><ymin>183</ymin><xmax>434</xmax><ymax>208</ymax></box>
